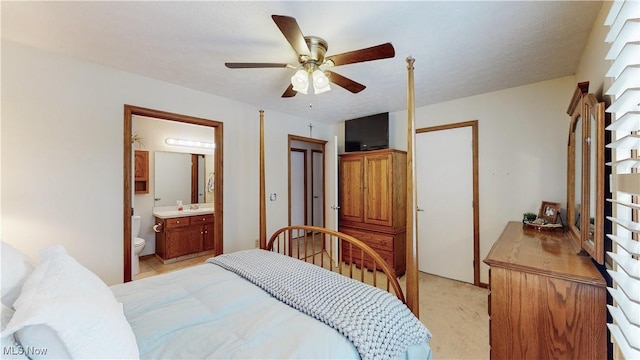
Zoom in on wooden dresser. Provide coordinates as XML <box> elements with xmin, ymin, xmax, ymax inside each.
<box><xmin>338</xmin><ymin>149</ymin><xmax>406</xmax><ymax>276</ymax></box>
<box><xmin>484</xmin><ymin>222</ymin><xmax>606</xmax><ymax>359</ymax></box>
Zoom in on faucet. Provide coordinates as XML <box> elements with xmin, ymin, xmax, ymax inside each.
<box><xmin>189</xmin><ymin>204</ymin><xmax>199</xmax><ymax>210</ymax></box>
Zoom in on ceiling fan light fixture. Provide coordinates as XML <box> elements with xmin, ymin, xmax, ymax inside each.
<box><xmin>312</xmin><ymin>70</ymin><xmax>331</xmax><ymax>94</ymax></box>
<box><xmin>291</xmin><ymin>69</ymin><xmax>309</xmax><ymax>94</ymax></box>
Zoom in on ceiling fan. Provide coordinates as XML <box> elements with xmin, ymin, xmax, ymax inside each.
<box><xmin>225</xmin><ymin>15</ymin><xmax>395</xmax><ymax>98</ymax></box>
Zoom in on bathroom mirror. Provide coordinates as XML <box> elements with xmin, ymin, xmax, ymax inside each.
<box><xmin>154</xmin><ymin>151</ymin><xmax>214</xmax><ymax>206</ymax></box>
<box><xmin>566</xmin><ymin>82</ymin><xmax>605</xmax><ymax>264</ymax></box>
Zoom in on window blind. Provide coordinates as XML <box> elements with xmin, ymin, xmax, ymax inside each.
<box><xmin>603</xmin><ymin>1</ymin><xmax>640</xmax><ymax>358</ymax></box>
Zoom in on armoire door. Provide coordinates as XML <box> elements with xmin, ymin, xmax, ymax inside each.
<box><xmin>339</xmin><ymin>156</ymin><xmax>364</xmax><ymax>223</ymax></box>
<box><xmin>363</xmin><ymin>153</ymin><xmax>393</xmax><ymax>227</ymax></box>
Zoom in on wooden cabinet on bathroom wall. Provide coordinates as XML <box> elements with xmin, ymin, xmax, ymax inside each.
<box><xmin>338</xmin><ymin>149</ymin><xmax>407</xmax><ymax>276</ymax></box>
<box><xmin>134</xmin><ymin>150</ymin><xmax>149</xmax><ymax>194</ymax></box>
<box><xmin>154</xmin><ymin>214</ymin><xmax>215</xmax><ymax>262</ymax></box>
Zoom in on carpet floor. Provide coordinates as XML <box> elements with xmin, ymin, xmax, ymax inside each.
<box><xmin>400</xmin><ymin>273</ymin><xmax>490</xmax><ymax>359</ymax></box>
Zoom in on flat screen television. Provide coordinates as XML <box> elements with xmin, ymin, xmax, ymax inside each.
<box><xmin>344</xmin><ymin>112</ymin><xmax>389</xmax><ymax>152</ymax></box>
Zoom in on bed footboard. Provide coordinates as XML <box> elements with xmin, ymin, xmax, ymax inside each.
<box><xmin>267</xmin><ymin>225</ymin><xmax>405</xmax><ymax>303</ymax></box>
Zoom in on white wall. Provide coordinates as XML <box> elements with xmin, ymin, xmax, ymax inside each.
<box><xmin>388</xmin><ymin>76</ymin><xmax>576</xmax><ymax>283</ymax></box>
<box><xmin>383</xmin><ymin>0</ymin><xmax>611</xmax><ymax>282</ymax></box>
<box><xmin>263</xmin><ymin>114</ymin><xmax>334</xmax><ymax>237</ymax></box>
<box><xmin>1</xmin><ymin>40</ymin><xmax>332</xmax><ymax>285</ymax></box>
<box><xmin>574</xmin><ymin>1</ymin><xmax>613</xmax><ymax>99</ymax></box>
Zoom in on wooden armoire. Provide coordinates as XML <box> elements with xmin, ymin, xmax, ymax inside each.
<box><xmin>338</xmin><ymin>148</ymin><xmax>407</xmax><ymax>276</ymax></box>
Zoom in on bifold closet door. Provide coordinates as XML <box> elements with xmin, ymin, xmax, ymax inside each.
<box><xmin>312</xmin><ymin>150</ymin><xmax>324</xmax><ymax>227</ymax></box>
<box><xmin>290</xmin><ymin>149</ymin><xmax>306</xmax><ymax>238</ymax></box>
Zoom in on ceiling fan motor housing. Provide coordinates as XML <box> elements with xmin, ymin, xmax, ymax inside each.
<box><xmin>301</xmin><ymin>36</ymin><xmax>328</xmax><ymax>67</ymax></box>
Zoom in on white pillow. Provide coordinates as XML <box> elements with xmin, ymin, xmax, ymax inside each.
<box><xmin>1</xmin><ymin>304</ymin><xmax>28</xmax><ymax>359</ymax></box>
<box><xmin>1</xmin><ymin>303</ymin><xmax>13</xmax><ymax>330</ymax></box>
<box><xmin>1</xmin><ymin>242</ymin><xmax>34</xmax><ymax>309</ymax></box>
<box><xmin>3</xmin><ymin>246</ymin><xmax>139</xmax><ymax>359</ymax></box>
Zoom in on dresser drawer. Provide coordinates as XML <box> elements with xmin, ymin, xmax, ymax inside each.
<box><xmin>341</xmin><ymin>240</ymin><xmax>395</xmax><ymax>269</ymax></box>
<box><xmin>339</xmin><ymin>227</ymin><xmax>394</xmax><ymax>251</ymax></box>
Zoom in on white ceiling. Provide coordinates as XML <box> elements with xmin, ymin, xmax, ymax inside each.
<box><xmin>1</xmin><ymin>1</ymin><xmax>603</xmax><ymax>124</ymax></box>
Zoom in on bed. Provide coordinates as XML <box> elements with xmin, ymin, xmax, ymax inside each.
<box><xmin>1</xmin><ymin>225</ymin><xmax>431</xmax><ymax>359</ymax></box>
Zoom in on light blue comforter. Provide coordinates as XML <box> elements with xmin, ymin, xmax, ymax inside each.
<box><xmin>111</xmin><ymin>253</ymin><xmax>432</xmax><ymax>359</ymax></box>
<box><xmin>210</xmin><ymin>249</ymin><xmax>432</xmax><ymax>360</ymax></box>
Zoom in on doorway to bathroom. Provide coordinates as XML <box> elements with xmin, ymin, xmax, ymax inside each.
<box><xmin>123</xmin><ymin>105</ymin><xmax>223</xmax><ymax>283</ymax></box>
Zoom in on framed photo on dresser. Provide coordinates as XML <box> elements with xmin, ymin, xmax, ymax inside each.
<box><xmin>538</xmin><ymin>201</ymin><xmax>561</xmax><ymax>223</ymax></box>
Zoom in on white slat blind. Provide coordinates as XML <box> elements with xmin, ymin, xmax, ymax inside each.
<box><xmin>603</xmin><ymin>1</ymin><xmax>640</xmax><ymax>358</ymax></box>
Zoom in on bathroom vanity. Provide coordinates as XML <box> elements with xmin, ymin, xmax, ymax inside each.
<box><xmin>153</xmin><ymin>208</ymin><xmax>215</xmax><ymax>263</ymax></box>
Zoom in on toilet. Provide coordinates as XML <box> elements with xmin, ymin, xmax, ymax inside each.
<box><xmin>131</xmin><ymin>215</ymin><xmax>146</xmax><ymax>277</ymax></box>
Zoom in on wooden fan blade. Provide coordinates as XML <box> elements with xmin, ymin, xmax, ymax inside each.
<box><xmin>282</xmin><ymin>84</ymin><xmax>297</xmax><ymax>98</ymax></box>
<box><xmin>225</xmin><ymin>63</ymin><xmax>289</xmax><ymax>69</ymax></box>
<box><xmin>326</xmin><ymin>71</ymin><xmax>366</xmax><ymax>93</ymax></box>
<box><xmin>325</xmin><ymin>43</ymin><xmax>395</xmax><ymax>66</ymax></box>
<box><xmin>271</xmin><ymin>15</ymin><xmax>310</xmax><ymax>56</ymax></box>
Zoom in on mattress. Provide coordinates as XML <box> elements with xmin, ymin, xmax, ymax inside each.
<box><xmin>110</xmin><ymin>262</ymin><xmax>432</xmax><ymax>359</ymax></box>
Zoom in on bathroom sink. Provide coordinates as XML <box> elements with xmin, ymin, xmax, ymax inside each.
<box><xmin>153</xmin><ymin>207</ymin><xmax>214</xmax><ymax>219</ymax></box>
<box><xmin>187</xmin><ymin>207</ymin><xmax>213</xmax><ymax>213</ymax></box>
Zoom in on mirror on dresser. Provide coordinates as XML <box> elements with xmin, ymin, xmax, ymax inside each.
<box><xmin>583</xmin><ymin>93</ymin><xmax>605</xmax><ymax>263</ymax></box>
<box><xmin>566</xmin><ymin>82</ymin><xmax>605</xmax><ymax>264</ymax></box>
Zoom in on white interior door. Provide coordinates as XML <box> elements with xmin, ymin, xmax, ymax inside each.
<box><xmin>416</xmin><ymin>127</ymin><xmax>474</xmax><ymax>283</ymax></box>
<box><xmin>325</xmin><ymin>136</ymin><xmax>338</xmax><ymax>231</ymax></box>
<box><xmin>325</xmin><ymin>136</ymin><xmax>339</xmax><ymax>265</ymax></box>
